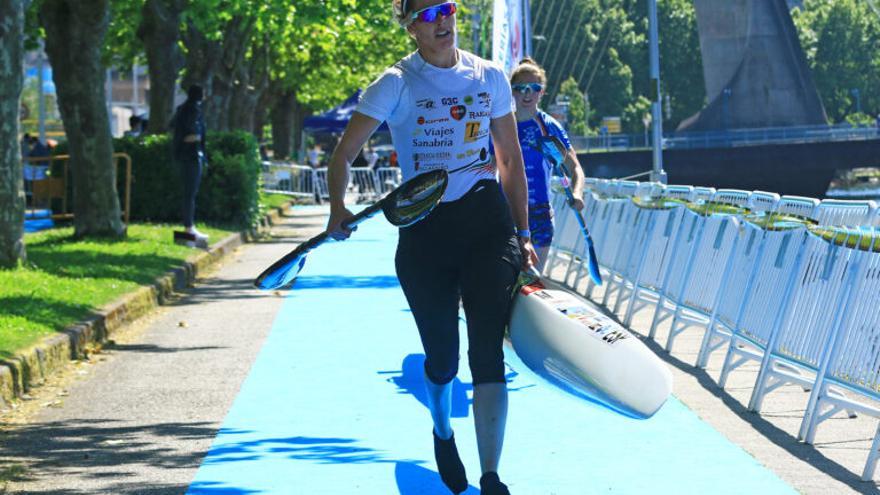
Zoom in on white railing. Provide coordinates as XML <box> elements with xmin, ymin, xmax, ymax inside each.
<box><xmin>278</xmin><ymin>166</ymin><xmax>401</xmax><ymax>204</ymax></box>
<box><xmin>541</xmin><ymin>179</ymin><xmax>880</xmax><ymax>481</ymax></box>
<box><xmin>261</xmin><ymin>161</ymin><xmax>318</xmax><ymax>199</ymax></box>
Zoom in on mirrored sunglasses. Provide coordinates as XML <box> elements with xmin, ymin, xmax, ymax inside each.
<box><xmin>409</xmin><ymin>2</ymin><xmax>457</xmax><ymax>24</ymax></box>
<box><xmin>512</xmin><ymin>83</ymin><xmax>544</xmax><ymax>94</ymax></box>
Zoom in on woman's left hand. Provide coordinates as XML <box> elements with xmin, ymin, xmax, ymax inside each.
<box><xmin>570</xmin><ymin>197</ymin><xmax>585</xmax><ymax>211</ymax></box>
<box><xmin>518</xmin><ymin>237</ymin><xmax>539</xmax><ymax>270</ymax></box>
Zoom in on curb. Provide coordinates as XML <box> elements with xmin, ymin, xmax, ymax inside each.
<box><xmin>0</xmin><ymin>201</ymin><xmax>295</xmax><ymax>408</ymax></box>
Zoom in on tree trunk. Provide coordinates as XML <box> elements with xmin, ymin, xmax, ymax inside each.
<box><xmin>254</xmin><ymin>83</ymin><xmax>280</xmax><ymax>142</ymax></box>
<box><xmin>137</xmin><ymin>0</ymin><xmax>184</xmax><ymax>134</ymax></box>
<box><xmin>229</xmin><ymin>41</ymin><xmax>269</xmax><ymax>132</ymax></box>
<box><xmin>0</xmin><ymin>0</ymin><xmax>27</xmax><ymax>267</ymax></box>
<box><xmin>41</xmin><ymin>0</ymin><xmax>124</xmax><ymax>238</ymax></box>
<box><xmin>271</xmin><ymin>90</ymin><xmax>297</xmax><ymax>160</ymax></box>
<box><xmin>292</xmin><ymin>99</ymin><xmax>310</xmax><ymax>162</ymax></box>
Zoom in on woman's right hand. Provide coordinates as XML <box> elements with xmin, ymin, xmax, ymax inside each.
<box><xmin>326</xmin><ymin>205</ymin><xmax>356</xmax><ymax>240</ymax></box>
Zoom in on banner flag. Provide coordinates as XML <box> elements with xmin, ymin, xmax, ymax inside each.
<box><xmin>492</xmin><ymin>0</ymin><xmax>524</xmax><ymax>74</ymax></box>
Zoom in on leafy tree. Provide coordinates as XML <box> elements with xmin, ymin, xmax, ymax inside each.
<box><xmin>529</xmin><ymin>0</ymin><xmax>704</xmax><ymax>133</ymax></box>
<box><xmin>560</xmin><ymin>77</ymin><xmax>588</xmax><ymax>135</ymax></box>
<box><xmin>136</xmin><ymin>0</ymin><xmax>185</xmax><ymax>134</ymax></box>
<box><xmin>656</xmin><ymin>0</ymin><xmax>705</xmax><ymax>128</ymax></box>
<box><xmin>0</xmin><ymin>0</ymin><xmax>28</xmax><ymax>267</ymax></box>
<box><xmin>792</xmin><ymin>0</ymin><xmax>880</xmax><ymax>123</ymax></box>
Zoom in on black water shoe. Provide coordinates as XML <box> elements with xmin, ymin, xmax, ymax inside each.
<box><xmin>480</xmin><ymin>471</ymin><xmax>510</xmax><ymax>495</ymax></box>
<box><xmin>433</xmin><ymin>430</ymin><xmax>468</xmax><ymax>494</ymax></box>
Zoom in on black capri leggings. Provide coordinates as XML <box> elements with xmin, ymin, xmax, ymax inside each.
<box><xmin>179</xmin><ymin>156</ymin><xmax>203</xmax><ymax>229</ymax></box>
<box><xmin>395</xmin><ymin>179</ymin><xmax>522</xmax><ymax>386</ymax></box>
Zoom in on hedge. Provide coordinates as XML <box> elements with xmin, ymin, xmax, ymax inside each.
<box><xmin>52</xmin><ymin>131</ymin><xmax>262</xmax><ymax>228</ymax></box>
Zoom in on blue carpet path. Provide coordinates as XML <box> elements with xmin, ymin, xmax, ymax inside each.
<box><xmin>187</xmin><ymin>205</ymin><xmax>796</xmax><ymax>494</ymax></box>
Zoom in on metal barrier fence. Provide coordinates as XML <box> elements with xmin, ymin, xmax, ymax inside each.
<box><xmin>262</xmin><ymin>162</ymin><xmax>402</xmax><ymax>204</ymax></box>
<box><xmin>261</xmin><ymin>161</ymin><xmax>319</xmax><ymax>199</ymax></box>
<box><xmin>541</xmin><ymin>179</ymin><xmax>880</xmax><ymax>480</ymax></box>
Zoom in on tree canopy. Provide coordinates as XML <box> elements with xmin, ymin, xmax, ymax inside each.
<box><xmin>792</xmin><ymin>0</ymin><xmax>880</xmax><ymax>123</ymax></box>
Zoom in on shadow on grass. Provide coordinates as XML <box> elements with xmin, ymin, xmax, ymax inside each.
<box><xmin>0</xmin><ymin>296</ymin><xmax>92</xmax><ymax>333</ymax></box>
<box><xmin>26</xmin><ymin>248</ymin><xmax>186</xmax><ymax>287</ymax></box>
<box><xmin>1</xmin><ymin>243</ymin><xmax>247</xmax><ymax>358</ymax></box>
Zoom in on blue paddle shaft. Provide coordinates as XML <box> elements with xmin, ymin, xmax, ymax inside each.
<box><xmin>539</xmin><ymin>137</ymin><xmax>602</xmax><ymax>286</ymax></box>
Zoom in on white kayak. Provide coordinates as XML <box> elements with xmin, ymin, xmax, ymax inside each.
<box><xmin>508</xmin><ymin>275</ymin><xmax>673</xmax><ymax>419</ymax></box>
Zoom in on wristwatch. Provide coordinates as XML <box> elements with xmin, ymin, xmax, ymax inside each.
<box><xmin>516</xmin><ymin>228</ymin><xmax>531</xmax><ymax>240</ymax></box>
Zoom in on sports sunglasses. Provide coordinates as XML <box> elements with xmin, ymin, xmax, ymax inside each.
<box><xmin>408</xmin><ymin>2</ymin><xmax>457</xmax><ymax>25</ymax></box>
<box><xmin>512</xmin><ymin>83</ymin><xmax>545</xmax><ymax>94</ymax></box>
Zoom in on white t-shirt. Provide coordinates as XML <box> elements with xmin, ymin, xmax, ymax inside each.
<box><xmin>356</xmin><ymin>49</ymin><xmax>514</xmax><ymax>202</ymax></box>
<box><xmin>363</xmin><ymin>149</ymin><xmax>379</xmax><ymax>168</ymax></box>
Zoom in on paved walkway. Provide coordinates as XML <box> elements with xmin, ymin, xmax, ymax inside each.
<box><xmin>2</xmin><ymin>204</ymin><xmax>879</xmax><ymax>494</ymax></box>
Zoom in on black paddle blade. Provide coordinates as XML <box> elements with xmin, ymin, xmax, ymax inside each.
<box><xmin>537</xmin><ymin>136</ymin><xmax>566</xmax><ymax>166</ymax></box>
<box><xmin>381</xmin><ymin>169</ymin><xmax>448</xmax><ymax>226</ymax></box>
<box><xmin>253</xmin><ymin>169</ymin><xmax>448</xmax><ymax>291</ymax></box>
<box><xmin>253</xmin><ymin>232</ymin><xmax>327</xmax><ymax>290</ymax></box>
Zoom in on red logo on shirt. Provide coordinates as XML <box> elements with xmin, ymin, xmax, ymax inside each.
<box><xmin>450</xmin><ymin>105</ymin><xmax>466</xmax><ymax>121</ymax></box>
<box><xmin>417</xmin><ymin>116</ymin><xmax>425</xmax><ymax>125</ymax></box>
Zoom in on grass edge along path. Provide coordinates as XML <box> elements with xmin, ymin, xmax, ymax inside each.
<box><xmin>0</xmin><ymin>193</ymin><xmax>299</xmax><ymax>405</ymax></box>
<box><xmin>0</xmin><ymin>224</ymin><xmax>236</xmax><ymax>361</ymax></box>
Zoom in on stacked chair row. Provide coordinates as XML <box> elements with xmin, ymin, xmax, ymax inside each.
<box><xmin>541</xmin><ymin>178</ymin><xmax>880</xmax><ymax>481</ymax></box>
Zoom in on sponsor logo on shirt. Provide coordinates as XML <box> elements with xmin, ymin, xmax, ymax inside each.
<box><xmin>414</xmin><ymin>162</ymin><xmax>446</xmax><ymax>172</ymax></box>
<box><xmin>413</xmin><ymin>151</ymin><xmax>452</xmax><ymax>161</ymax></box>
<box><xmin>423</xmin><ymin>127</ymin><xmax>454</xmax><ymax>138</ymax></box>
<box><xmin>412</xmin><ymin>137</ymin><xmax>454</xmax><ymax>148</ymax></box>
<box><xmin>468</xmin><ymin>110</ymin><xmax>490</xmax><ymax>119</ymax></box>
<box><xmin>455</xmin><ymin>147</ymin><xmax>485</xmax><ymax>159</ymax></box>
<box><xmin>464</xmin><ymin>95</ymin><xmax>474</xmax><ymax>105</ymax></box>
<box><xmin>441</xmin><ymin>97</ymin><xmax>459</xmax><ymax>106</ymax></box>
<box><xmin>478</xmin><ymin>92</ymin><xmax>491</xmax><ymax>108</ymax></box>
<box><xmin>464</xmin><ymin>121</ymin><xmax>489</xmax><ymax>143</ymax></box>
<box><xmin>416</xmin><ymin>98</ymin><xmax>436</xmax><ymax>109</ymax></box>
<box><xmin>450</xmin><ymin>105</ymin><xmax>466</xmax><ymax>121</ymax></box>
<box><xmin>417</xmin><ymin>116</ymin><xmax>450</xmax><ymax>125</ymax></box>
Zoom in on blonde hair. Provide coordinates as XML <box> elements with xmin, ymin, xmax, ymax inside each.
<box><xmin>510</xmin><ymin>57</ymin><xmax>547</xmax><ymax>85</ymax></box>
<box><xmin>392</xmin><ymin>0</ymin><xmax>411</xmax><ymax>27</ymax></box>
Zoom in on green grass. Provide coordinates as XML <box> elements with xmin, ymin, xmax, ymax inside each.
<box><xmin>0</xmin><ymin>223</ymin><xmax>235</xmax><ymax>359</ymax></box>
<box><xmin>260</xmin><ymin>192</ymin><xmax>294</xmax><ymax>211</ymax></box>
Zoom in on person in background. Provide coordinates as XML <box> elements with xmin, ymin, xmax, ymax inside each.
<box><xmin>124</xmin><ymin>115</ymin><xmax>143</xmax><ymax>137</ymax></box>
<box><xmin>27</xmin><ymin>135</ymin><xmax>51</xmax><ymax>168</ymax></box>
<box><xmin>21</xmin><ymin>133</ymin><xmax>32</xmax><ymax>160</ymax></box>
<box><xmin>363</xmin><ymin>145</ymin><xmax>380</xmax><ymax>170</ymax></box>
<box><xmin>22</xmin><ymin>134</ymin><xmax>50</xmax><ymax>181</ymax></box>
<box><xmin>307</xmin><ymin>144</ymin><xmax>323</xmax><ymax>168</ymax></box>
<box><xmin>171</xmin><ymin>84</ymin><xmax>208</xmax><ymax>244</ymax></box>
<box><xmin>324</xmin><ymin>1</ymin><xmax>537</xmax><ymax>493</ymax></box>
<box><xmin>493</xmin><ymin>57</ymin><xmax>585</xmax><ymax>270</ymax></box>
